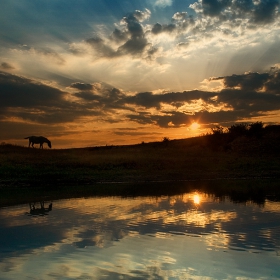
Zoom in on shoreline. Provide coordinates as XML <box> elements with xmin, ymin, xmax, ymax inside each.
<box><xmin>1</xmin><ymin>177</ymin><xmax>280</xmax><ymax>208</ymax></box>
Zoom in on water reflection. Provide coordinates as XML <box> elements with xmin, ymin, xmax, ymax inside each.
<box><xmin>28</xmin><ymin>201</ymin><xmax>53</xmax><ymax>216</ymax></box>
<box><xmin>0</xmin><ymin>191</ymin><xmax>280</xmax><ymax>279</ymax></box>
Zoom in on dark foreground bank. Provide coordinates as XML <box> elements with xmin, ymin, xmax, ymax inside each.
<box><xmin>1</xmin><ymin>179</ymin><xmax>280</xmax><ymax>207</ymax></box>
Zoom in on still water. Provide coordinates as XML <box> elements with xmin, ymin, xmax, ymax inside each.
<box><xmin>0</xmin><ymin>191</ymin><xmax>280</xmax><ymax>279</ymax></box>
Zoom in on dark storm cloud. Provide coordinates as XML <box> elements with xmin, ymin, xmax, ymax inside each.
<box><xmin>0</xmin><ymin>72</ymin><xmax>105</xmax><ymax>125</ymax></box>
<box><xmin>0</xmin><ymin>71</ymin><xmax>66</xmax><ymax>108</ymax></box>
<box><xmin>265</xmin><ymin>71</ymin><xmax>280</xmax><ymax>92</ymax></box>
<box><xmin>193</xmin><ymin>0</ymin><xmax>280</xmax><ymax>22</ymax></box>
<box><xmin>252</xmin><ymin>0</ymin><xmax>279</xmax><ymax>23</ymax></box>
<box><xmin>110</xmin><ymin>28</ymin><xmax>128</xmax><ymax>43</ymax></box>
<box><xmin>73</xmin><ymin>85</ymin><xmax>129</xmax><ymax>111</ymax></box>
<box><xmin>70</xmin><ymin>82</ymin><xmax>93</xmax><ymax>91</ymax></box>
<box><xmin>118</xmin><ymin>37</ymin><xmax>149</xmax><ymax>55</ymax></box>
<box><xmin>233</xmin><ymin>0</ymin><xmax>254</xmax><ymax>12</ymax></box>
<box><xmin>151</xmin><ymin>23</ymin><xmax>177</xmax><ymax>35</ymax></box>
<box><xmin>123</xmin><ymin>90</ymin><xmax>215</xmax><ymax>109</ymax></box>
<box><xmin>85</xmin><ymin>9</ymin><xmax>153</xmax><ymax>58</ymax></box>
<box><xmin>1</xmin><ymin>69</ymin><xmax>280</xmax><ymax>130</ymax></box>
<box><xmin>123</xmin><ymin>14</ymin><xmax>145</xmax><ymax>38</ymax></box>
<box><xmin>212</xmin><ymin>72</ymin><xmax>270</xmax><ymax>91</ymax></box>
<box><xmin>116</xmin><ymin>10</ymin><xmax>152</xmax><ymax>56</ymax></box>
<box><xmin>151</xmin><ymin>12</ymin><xmax>195</xmax><ymax>37</ymax></box>
<box><xmin>212</xmin><ymin>71</ymin><xmax>280</xmax><ymax>92</ymax></box>
<box><xmin>201</xmin><ymin>0</ymin><xmax>231</xmax><ymax>17</ymax></box>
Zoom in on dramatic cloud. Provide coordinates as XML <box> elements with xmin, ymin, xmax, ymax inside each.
<box><xmin>150</xmin><ymin>0</ymin><xmax>280</xmax><ymax>46</ymax></box>
<box><xmin>212</xmin><ymin>70</ymin><xmax>280</xmax><ymax>92</ymax></box>
<box><xmin>123</xmin><ymin>90</ymin><xmax>214</xmax><ymax>109</ymax></box>
<box><xmin>190</xmin><ymin>0</ymin><xmax>280</xmax><ymax>25</ymax></box>
<box><xmin>0</xmin><ymin>72</ymin><xmax>96</xmax><ymax>125</ymax></box>
<box><xmin>1</xmin><ymin>68</ymin><xmax>280</xmax><ymax>131</ymax></box>
<box><xmin>200</xmin><ymin>0</ymin><xmax>231</xmax><ymax>17</ymax></box>
<box><xmin>252</xmin><ymin>0</ymin><xmax>279</xmax><ymax>24</ymax></box>
<box><xmin>85</xmin><ymin>9</ymin><xmax>154</xmax><ymax>58</ymax></box>
<box><xmin>72</xmin><ymin>70</ymin><xmax>280</xmax><ymax>128</ymax></box>
<box><xmin>151</xmin><ymin>22</ymin><xmax>177</xmax><ymax>35</ymax></box>
<box><xmin>69</xmin><ymin>82</ymin><xmax>94</xmax><ymax>91</ymax></box>
<box><xmin>118</xmin><ymin>9</ymin><xmax>152</xmax><ymax>56</ymax></box>
<box><xmin>76</xmin><ymin>1</ymin><xmax>280</xmax><ymax>67</ymax></box>
<box><xmin>0</xmin><ymin>72</ymin><xmax>66</xmax><ymax>109</ymax></box>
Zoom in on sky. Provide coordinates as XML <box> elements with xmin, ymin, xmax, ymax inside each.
<box><xmin>1</xmin><ymin>0</ymin><xmax>280</xmax><ymax>148</ymax></box>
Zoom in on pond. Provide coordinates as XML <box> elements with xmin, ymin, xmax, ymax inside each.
<box><xmin>0</xmin><ymin>188</ymin><xmax>280</xmax><ymax>279</ymax></box>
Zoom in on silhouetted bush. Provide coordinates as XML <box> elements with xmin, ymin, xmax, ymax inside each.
<box><xmin>162</xmin><ymin>137</ymin><xmax>170</xmax><ymax>142</ymax></box>
<box><xmin>211</xmin><ymin>126</ymin><xmax>227</xmax><ymax>135</ymax></box>
<box><xmin>264</xmin><ymin>124</ymin><xmax>280</xmax><ymax>135</ymax></box>
<box><xmin>248</xmin><ymin>122</ymin><xmax>264</xmax><ymax>138</ymax></box>
<box><xmin>207</xmin><ymin>126</ymin><xmax>229</xmax><ymax>151</ymax></box>
<box><xmin>228</xmin><ymin>123</ymin><xmax>248</xmax><ymax>137</ymax></box>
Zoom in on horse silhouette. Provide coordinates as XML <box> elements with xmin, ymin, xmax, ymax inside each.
<box><xmin>24</xmin><ymin>136</ymin><xmax>52</xmax><ymax>149</ymax></box>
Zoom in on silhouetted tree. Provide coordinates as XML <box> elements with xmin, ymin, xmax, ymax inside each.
<box><xmin>228</xmin><ymin>123</ymin><xmax>248</xmax><ymax>137</ymax></box>
<box><xmin>248</xmin><ymin>122</ymin><xmax>264</xmax><ymax>138</ymax></box>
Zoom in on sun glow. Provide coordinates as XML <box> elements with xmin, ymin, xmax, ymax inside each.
<box><xmin>190</xmin><ymin>122</ymin><xmax>200</xmax><ymax>130</ymax></box>
<box><xmin>193</xmin><ymin>193</ymin><xmax>201</xmax><ymax>205</ymax></box>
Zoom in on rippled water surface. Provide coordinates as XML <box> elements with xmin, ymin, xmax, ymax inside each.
<box><xmin>1</xmin><ymin>190</ymin><xmax>280</xmax><ymax>279</ymax></box>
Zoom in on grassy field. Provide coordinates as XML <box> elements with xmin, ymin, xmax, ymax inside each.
<box><xmin>1</xmin><ymin>135</ymin><xmax>280</xmax><ymax>186</ymax></box>
<box><xmin>1</xmin><ymin>125</ymin><xmax>280</xmax><ymax>206</ymax></box>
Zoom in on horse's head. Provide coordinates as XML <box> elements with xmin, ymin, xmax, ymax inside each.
<box><xmin>48</xmin><ymin>141</ymin><xmax>52</xmax><ymax>148</ymax></box>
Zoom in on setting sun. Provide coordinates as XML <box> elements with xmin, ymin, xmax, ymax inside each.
<box><xmin>190</xmin><ymin>122</ymin><xmax>200</xmax><ymax>130</ymax></box>
<box><xmin>193</xmin><ymin>194</ymin><xmax>201</xmax><ymax>205</ymax></box>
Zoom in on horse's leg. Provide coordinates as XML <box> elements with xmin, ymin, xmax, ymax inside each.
<box><xmin>31</xmin><ymin>142</ymin><xmax>34</xmax><ymax>148</ymax></box>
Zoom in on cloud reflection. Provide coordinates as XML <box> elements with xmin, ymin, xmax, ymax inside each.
<box><xmin>1</xmin><ymin>192</ymin><xmax>280</xmax><ymax>279</ymax></box>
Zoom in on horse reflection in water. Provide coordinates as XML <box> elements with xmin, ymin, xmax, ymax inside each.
<box><xmin>28</xmin><ymin>201</ymin><xmax>53</xmax><ymax>216</ymax></box>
